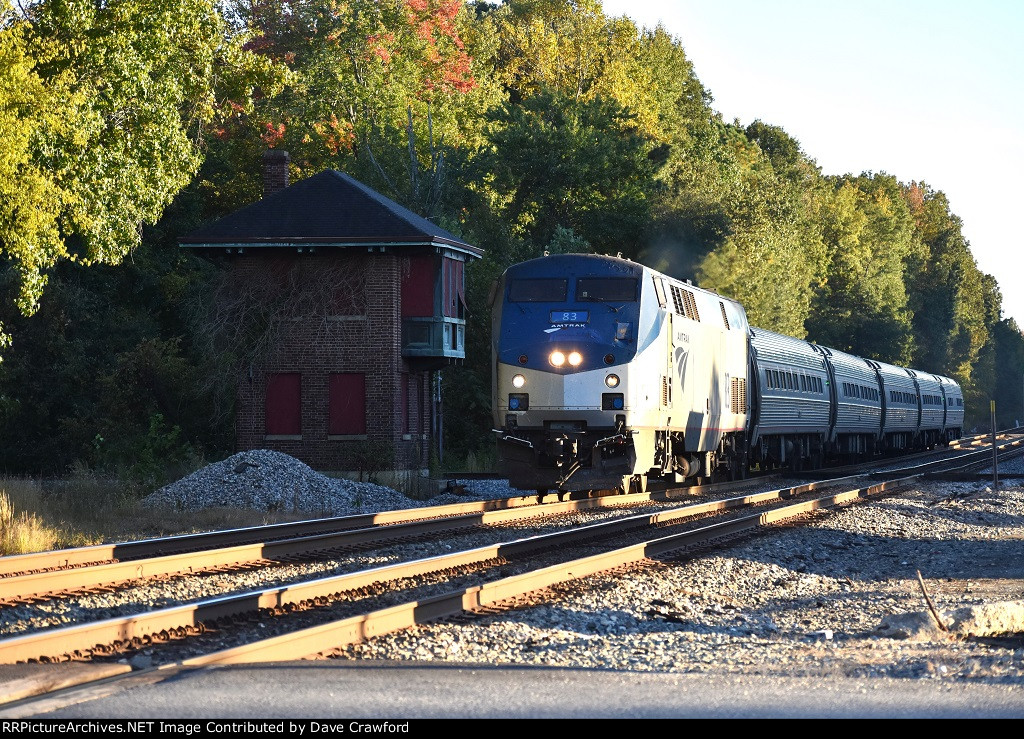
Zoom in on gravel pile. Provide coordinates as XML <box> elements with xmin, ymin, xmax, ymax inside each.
<box><xmin>141</xmin><ymin>449</ymin><xmax>481</xmax><ymax>515</ymax></box>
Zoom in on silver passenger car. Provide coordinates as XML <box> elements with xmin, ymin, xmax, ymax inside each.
<box><xmin>821</xmin><ymin>346</ymin><xmax>882</xmax><ymax>450</ymax></box>
<box><xmin>936</xmin><ymin>374</ymin><xmax>965</xmax><ymax>439</ymax></box>
<box><xmin>872</xmin><ymin>360</ymin><xmax>920</xmax><ymax>449</ymax></box>
<box><xmin>749</xmin><ymin>328</ymin><xmax>830</xmax><ymax>467</ymax></box>
<box><xmin>913</xmin><ymin>371</ymin><xmax>945</xmax><ymax>440</ymax></box>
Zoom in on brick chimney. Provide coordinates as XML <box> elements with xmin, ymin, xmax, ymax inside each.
<box><xmin>262</xmin><ymin>149</ymin><xmax>290</xmax><ymax>198</ymax></box>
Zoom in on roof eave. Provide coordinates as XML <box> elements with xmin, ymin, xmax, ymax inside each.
<box><xmin>180</xmin><ymin>237</ymin><xmax>484</xmax><ymax>258</ymax></box>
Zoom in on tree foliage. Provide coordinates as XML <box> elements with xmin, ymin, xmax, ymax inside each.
<box><xmin>0</xmin><ymin>0</ymin><xmax>284</xmax><ymax>353</ymax></box>
<box><xmin>805</xmin><ymin>173</ymin><xmax>917</xmax><ymax>362</ymax></box>
<box><xmin>695</xmin><ymin>122</ymin><xmax>825</xmax><ymax>338</ymax></box>
<box><xmin>470</xmin><ymin>87</ymin><xmax>658</xmax><ymax>253</ymax></box>
<box><xmin>0</xmin><ymin>0</ymin><xmax>1019</xmax><ymax>477</ymax></box>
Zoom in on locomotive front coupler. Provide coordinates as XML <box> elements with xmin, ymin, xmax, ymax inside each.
<box><xmin>552</xmin><ymin>434</ymin><xmax>579</xmax><ymax>468</ymax></box>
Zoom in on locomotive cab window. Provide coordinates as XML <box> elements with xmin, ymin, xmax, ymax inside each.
<box><xmin>576</xmin><ymin>278</ymin><xmax>638</xmax><ymax>302</ymax></box>
<box><xmin>509</xmin><ymin>279</ymin><xmax>568</xmax><ymax>302</ymax></box>
<box><xmin>653</xmin><ymin>277</ymin><xmax>667</xmax><ymax>308</ymax></box>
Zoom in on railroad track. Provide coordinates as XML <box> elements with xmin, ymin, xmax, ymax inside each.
<box><xmin>0</xmin><ymin>433</ymin><xmax>1021</xmax><ymax>711</ymax></box>
<box><xmin>2</xmin><ymin>432</ymin><xmax>1009</xmax><ymax>605</ymax></box>
<box><xmin>2</xmin><ymin>429</ymin><xmax>1009</xmax><ymax>584</ymax></box>
<box><xmin>0</xmin><ymin>478</ymin><xmax>780</xmax><ymax>605</ymax></box>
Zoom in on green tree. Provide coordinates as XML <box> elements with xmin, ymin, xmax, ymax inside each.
<box><xmin>469</xmin><ymin>87</ymin><xmax>659</xmax><ymax>255</ymax></box>
<box><xmin>902</xmin><ymin>182</ymin><xmax>990</xmax><ymax>384</ymax></box>
<box><xmin>991</xmin><ymin>319</ymin><xmax>1024</xmax><ymax>428</ymax></box>
<box><xmin>696</xmin><ymin>123</ymin><xmax>826</xmax><ymax>337</ymax></box>
<box><xmin>0</xmin><ymin>245</ymin><xmax>224</xmax><ymax>476</ymax></box>
<box><xmin>805</xmin><ymin>173</ymin><xmax>917</xmax><ymax>362</ymax></box>
<box><xmin>0</xmin><ymin>0</ymin><xmax>282</xmax><ymax>357</ymax></box>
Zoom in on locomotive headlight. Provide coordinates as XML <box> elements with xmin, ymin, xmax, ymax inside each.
<box><xmin>549</xmin><ymin>351</ymin><xmax>566</xmax><ymax>367</ymax></box>
<box><xmin>568</xmin><ymin>351</ymin><xmax>583</xmax><ymax>367</ymax></box>
<box><xmin>512</xmin><ymin>374</ymin><xmax>526</xmax><ymax>388</ymax></box>
<box><xmin>605</xmin><ymin>374</ymin><xmax>620</xmax><ymax>388</ymax></box>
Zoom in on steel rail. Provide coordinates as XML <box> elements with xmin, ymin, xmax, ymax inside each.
<box><xmin>0</xmin><ymin>494</ymin><xmax>565</xmax><ymax>578</ymax></box>
<box><xmin>177</xmin><ymin>477</ymin><xmax>919</xmax><ymax>665</ymax></box>
<box><xmin>165</xmin><ymin>440</ymin><xmax>1024</xmax><ymax>666</ymax></box>
<box><xmin>870</xmin><ymin>437</ymin><xmax>1024</xmax><ymax>476</ymax></box>
<box><xmin>0</xmin><ymin>495</ymin><xmax>635</xmax><ymax>603</ymax></box>
<box><xmin>0</xmin><ymin>473</ymin><xmax>771</xmax><ymax>579</ymax></box>
<box><xmin>0</xmin><ymin>474</ymin><xmax>867</xmax><ymax>664</ymax></box>
<box><xmin>1</xmin><ymin>439</ymin><xmax>1016</xmax><ymax>604</ymax></box>
<box><xmin>0</xmin><ymin>478</ymin><xmax>780</xmax><ymax>604</ymax></box>
<box><xmin>1</xmin><ymin>431</ymin><xmax>1001</xmax><ymax>579</ymax></box>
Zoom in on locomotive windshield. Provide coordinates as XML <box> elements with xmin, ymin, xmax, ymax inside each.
<box><xmin>508</xmin><ymin>278</ymin><xmax>568</xmax><ymax>302</ymax></box>
<box><xmin>576</xmin><ymin>278</ymin><xmax>638</xmax><ymax>302</ymax></box>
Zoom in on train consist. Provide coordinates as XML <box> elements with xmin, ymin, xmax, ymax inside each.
<box><xmin>490</xmin><ymin>253</ymin><xmax>964</xmax><ymax>493</ymax></box>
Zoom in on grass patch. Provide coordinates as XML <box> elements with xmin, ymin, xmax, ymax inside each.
<box><xmin>0</xmin><ymin>487</ymin><xmax>59</xmax><ymax>556</ymax></box>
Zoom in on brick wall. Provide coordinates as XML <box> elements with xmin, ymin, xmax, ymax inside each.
<box><xmin>231</xmin><ymin>249</ymin><xmax>433</xmax><ymax>473</ymax></box>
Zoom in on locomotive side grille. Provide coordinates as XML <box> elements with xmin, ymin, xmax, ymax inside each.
<box><xmin>731</xmin><ymin>377</ymin><xmax>747</xmax><ymax>414</ymax></box>
<box><xmin>682</xmin><ymin>289</ymin><xmax>700</xmax><ymax>322</ymax></box>
<box><xmin>662</xmin><ymin>375</ymin><xmax>671</xmax><ymax>406</ymax></box>
<box><xmin>670</xmin><ymin>286</ymin><xmax>701</xmax><ymax>322</ymax></box>
<box><xmin>670</xmin><ymin>286</ymin><xmax>685</xmax><ymax>315</ymax></box>
<box><xmin>719</xmin><ymin>301</ymin><xmax>730</xmax><ymax>329</ymax></box>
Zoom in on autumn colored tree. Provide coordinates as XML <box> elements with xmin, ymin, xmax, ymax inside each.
<box><xmin>211</xmin><ymin>0</ymin><xmax>504</xmax><ymax>219</ymax></box>
<box><xmin>0</xmin><ymin>0</ymin><xmax>1014</xmax><ymax>474</ymax></box>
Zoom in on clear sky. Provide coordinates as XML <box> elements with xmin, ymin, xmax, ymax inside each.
<box><xmin>600</xmin><ymin>0</ymin><xmax>1024</xmax><ymax>329</ymax></box>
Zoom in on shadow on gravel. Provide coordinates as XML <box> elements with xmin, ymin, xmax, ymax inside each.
<box><xmin>728</xmin><ymin>524</ymin><xmax>1024</xmax><ymax>582</ymax></box>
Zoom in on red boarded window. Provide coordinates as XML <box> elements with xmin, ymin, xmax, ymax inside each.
<box><xmin>442</xmin><ymin>257</ymin><xmax>465</xmax><ymax>318</ymax></box>
<box><xmin>329</xmin><ymin>373</ymin><xmax>366</xmax><ymax>435</ymax></box>
<box><xmin>266</xmin><ymin>373</ymin><xmax>301</xmax><ymax>436</ymax></box>
<box><xmin>418</xmin><ymin>376</ymin><xmax>427</xmax><ymax>434</ymax></box>
<box><xmin>401</xmin><ymin>255</ymin><xmax>435</xmax><ymax>317</ymax></box>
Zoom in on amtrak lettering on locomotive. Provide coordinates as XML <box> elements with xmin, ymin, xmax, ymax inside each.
<box><xmin>491</xmin><ymin>253</ymin><xmax>964</xmax><ymax>494</ymax></box>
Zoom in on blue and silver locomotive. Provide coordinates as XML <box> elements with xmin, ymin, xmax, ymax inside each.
<box><xmin>491</xmin><ymin>253</ymin><xmax>964</xmax><ymax>494</ymax></box>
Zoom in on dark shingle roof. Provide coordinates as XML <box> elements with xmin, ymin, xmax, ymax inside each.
<box><xmin>180</xmin><ymin>170</ymin><xmax>481</xmax><ymax>256</ymax></box>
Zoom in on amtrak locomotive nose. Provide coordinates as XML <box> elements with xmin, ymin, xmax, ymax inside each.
<box><xmin>491</xmin><ymin>255</ymin><xmax>647</xmax><ymax>493</ymax></box>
